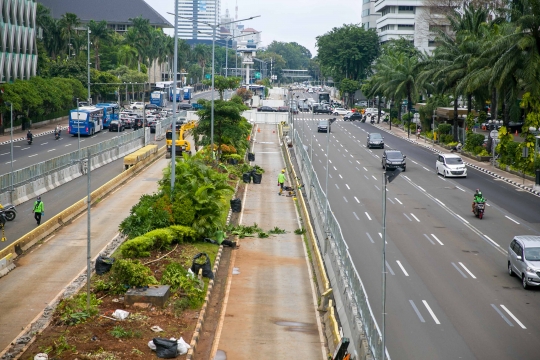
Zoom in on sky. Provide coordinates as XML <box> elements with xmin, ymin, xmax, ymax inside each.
<box><xmin>145</xmin><ymin>0</ymin><xmax>363</xmax><ymax>57</ymax></box>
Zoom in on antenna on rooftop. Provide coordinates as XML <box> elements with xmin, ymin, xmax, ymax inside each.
<box><xmin>235</xmin><ymin>0</ymin><xmax>238</xmax><ymax>20</ymax></box>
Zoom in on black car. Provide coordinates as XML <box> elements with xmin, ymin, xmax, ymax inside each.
<box><xmin>257</xmin><ymin>106</ymin><xmax>275</xmax><ymax>112</ymax></box>
<box><xmin>382</xmin><ymin>150</ymin><xmax>406</xmax><ymax>171</ymax></box>
<box><xmin>317</xmin><ymin>119</ymin><xmax>331</xmax><ymax>133</ymax></box>
<box><xmin>313</xmin><ymin>105</ymin><xmax>332</xmax><ymax>114</ymax></box>
<box><xmin>344</xmin><ymin>112</ymin><xmax>363</xmax><ymax>121</ymax></box>
<box><xmin>178</xmin><ymin>103</ymin><xmax>193</xmax><ymax>110</ymax></box>
<box><xmin>367</xmin><ymin>132</ymin><xmax>384</xmax><ymax>149</ymax></box>
<box><xmin>109</xmin><ymin>120</ymin><xmax>125</xmax><ymax>132</ymax></box>
<box><xmin>145</xmin><ymin>104</ymin><xmax>159</xmax><ymax>110</ymax></box>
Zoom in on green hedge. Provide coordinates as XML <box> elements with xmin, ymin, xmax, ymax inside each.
<box><xmin>119</xmin><ymin>225</ymin><xmax>197</xmax><ymax>258</ymax></box>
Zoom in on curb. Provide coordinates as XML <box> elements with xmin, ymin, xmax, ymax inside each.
<box><xmin>371</xmin><ymin>124</ymin><xmax>540</xmax><ymax>197</ymax></box>
<box><xmin>0</xmin><ymin>126</ymin><xmax>68</xmax><ymax>145</ymax></box>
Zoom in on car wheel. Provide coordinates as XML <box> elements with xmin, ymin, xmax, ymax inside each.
<box><xmin>403</xmin><ymin>166</ymin><xmax>406</xmax><ymax>172</ymax></box>
<box><xmin>522</xmin><ymin>274</ymin><xmax>529</xmax><ymax>289</ymax></box>
<box><xmin>508</xmin><ymin>262</ymin><xmax>514</xmax><ymax>276</ymax></box>
<box><xmin>382</xmin><ymin>162</ymin><xmax>385</xmax><ymax>169</ymax></box>
<box><xmin>443</xmin><ymin>170</ymin><xmax>447</xmax><ymax>178</ymax></box>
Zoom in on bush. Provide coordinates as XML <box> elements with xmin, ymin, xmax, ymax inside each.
<box><xmin>478</xmin><ymin>149</ymin><xmax>490</xmax><ymax>157</ymax></box>
<box><xmin>172</xmin><ymin>196</ymin><xmax>196</xmax><ymax>226</ymax></box>
<box><xmin>120</xmin><ymin>226</ymin><xmax>196</xmax><ymax>258</ymax></box>
<box><xmin>119</xmin><ymin>194</ymin><xmax>172</xmax><ymax>239</ymax></box>
<box><xmin>109</xmin><ymin>259</ymin><xmax>157</xmax><ymax>293</ymax></box>
<box><xmin>437</xmin><ymin>123</ymin><xmax>452</xmax><ymax>135</ymax></box>
<box><xmin>169</xmin><ymin>225</ymin><xmax>198</xmax><ymax>243</ymax></box>
<box><xmin>56</xmin><ymin>293</ymin><xmax>101</xmax><ymax>325</ymax></box>
<box><xmin>161</xmin><ymin>262</ymin><xmax>188</xmax><ymax>291</ymax></box>
<box><xmin>440</xmin><ymin>134</ymin><xmax>454</xmax><ymax>144</ymax></box>
<box><xmin>473</xmin><ymin>146</ymin><xmax>485</xmax><ymax>155</ymax></box>
<box><xmin>464</xmin><ymin>133</ymin><xmax>485</xmax><ymax>152</ymax></box>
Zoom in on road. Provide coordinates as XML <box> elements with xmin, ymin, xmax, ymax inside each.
<box><xmin>293</xmin><ymin>91</ymin><xmax>540</xmax><ymax>359</ymax></box>
<box><xmin>0</xmin><ymin>90</ymin><xmax>220</xmax><ymax>176</ymax></box>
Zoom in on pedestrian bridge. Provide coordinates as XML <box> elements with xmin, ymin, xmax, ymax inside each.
<box><xmin>282</xmin><ymin>69</ymin><xmax>311</xmax><ymax>79</ymax></box>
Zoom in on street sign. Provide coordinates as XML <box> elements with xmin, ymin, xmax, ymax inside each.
<box><xmin>490</xmin><ymin>130</ymin><xmax>499</xmax><ymax>139</ymax></box>
<box><xmin>255</xmin><ymin>72</ymin><xmax>261</xmax><ymax>79</ymax></box>
<box><xmin>205</xmin><ymin>74</ymin><xmax>211</xmax><ymax>80</ymax></box>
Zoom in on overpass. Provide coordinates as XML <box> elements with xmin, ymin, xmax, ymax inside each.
<box><xmin>281</xmin><ymin>69</ymin><xmax>311</xmax><ymax>79</ymax></box>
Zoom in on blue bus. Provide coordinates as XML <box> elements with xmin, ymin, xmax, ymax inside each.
<box><xmin>150</xmin><ymin>91</ymin><xmax>168</xmax><ymax>107</ymax></box>
<box><xmin>95</xmin><ymin>103</ymin><xmax>119</xmax><ymax>128</ymax></box>
<box><xmin>69</xmin><ymin>107</ymin><xmax>104</xmax><ymax>136</ymax></box>
<box><xmin>169</xmin><ymin>87</ymin><xmax>184</xmax><ymax>102</ymax></box>
<box><xmin>183</xmin><ymin>86</ymin><xmax>193</xmax><ymax>100</ymax></box>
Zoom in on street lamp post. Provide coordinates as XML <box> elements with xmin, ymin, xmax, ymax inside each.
<box><xmin>74</xmin><ymin>27</ymin><xmax>91</xmax><ymax>103</ymax></box>
<box><xmin>77</xmin><ymin>98</ymin><xmax>81</xmax><ymax>160</ymax></box>
<box><xmin>5</xmin><ymin>102</ymin><xmax>13</xmax><ymax>195</ymax></box>
<box><xmin>171</xmin><ymin>0</ymin><xmax>179</xmax><ymax>194</ymax></box>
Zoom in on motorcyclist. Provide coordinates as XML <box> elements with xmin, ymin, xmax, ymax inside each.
<box><xmin>472</xmin><ymin>189</ymin><xmax>486</xmax><ymax>212</ymax></box>
<box><xmin>27</xmin><ymin>130</ymin><xmax>33</xmax><ymax>141</ymax></box>
<box><xmin>54</xmin><ymin>126</ymin><xmax>61</xmax><ymax>138</ymax></box>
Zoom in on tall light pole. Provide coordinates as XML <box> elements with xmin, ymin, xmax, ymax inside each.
<box><xmin>77</xmin><ymin>98</ymin><xmax>81</xmax><ymax>160</ymax></box>
<box><xmin>223</xmin><ymin>32</ymin><xmax>258</xmax><ymax>77</ymax></box>
<box><xmin>74</xmin><ymin>27</ymin><xmax>91</xmax><ymax>103</ymax></box>
<box><xmin>5</xmin><ymin>102</ymin><xmax>13</xmax><ymax>195</ymax></box>
<box><xmin>171</xmin><ymin>0</ymin><xmax>179</xmax><ymax>195</ymax></box>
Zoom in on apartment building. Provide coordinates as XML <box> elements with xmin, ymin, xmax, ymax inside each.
<box><xmin>177</xmin><ymin>0</ymin><xmax>221</xmax><ymax>45</ymax></box>
<box><xmin>361</xmin><ymin>0</ymin><xmax>381</xmax><ymax>30</ymax></box>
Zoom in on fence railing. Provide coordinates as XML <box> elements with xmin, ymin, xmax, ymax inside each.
<box><xmin>293</xmin><ymin>129</ymin><xmax>385</xmax><ymax>359</ymax></box>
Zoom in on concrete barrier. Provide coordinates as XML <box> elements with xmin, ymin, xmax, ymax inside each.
<box><xmin>0</xmin><ymin>145</ymin><xmax>166</xmax><ymax>277</ymax></box>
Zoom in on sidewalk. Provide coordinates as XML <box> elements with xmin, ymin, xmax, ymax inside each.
<box><xmin>374</xmin><ymin>122</ymin><xmax>540</xmax><ymax>195</ymax></box>
<box><xmin>0</xmin><ymin>118</ymin><xmax>68</xmax><ymax>145</ymax></box>
<box><xmin>211</xmin><ymin>123</ymin><xmax>326</xmax><ymax>359</ymax></box>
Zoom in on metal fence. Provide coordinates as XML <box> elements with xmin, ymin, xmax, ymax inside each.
<box><xmin>293</xmin><ymin>129</ymin><xmax>384</xmax><ymax>359</ymax></box>
<box><xmin>243</xmin><ymin>110</ymin><xmax>288</xmax><ymax>124</ymax></box>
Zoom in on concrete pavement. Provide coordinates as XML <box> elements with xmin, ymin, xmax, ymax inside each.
<box><xmin>211</xmin><ymin>123</ymin><xmax>326</xmax><ymax>359</ymax></box>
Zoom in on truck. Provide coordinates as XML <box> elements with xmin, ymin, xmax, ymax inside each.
<box><xmin>318</xmin><ymin>92</ymin><xmax>330</xmax><ymax>104</ymax></box>
<box><xmin>165</xmin><ymin>120</ymin><xmax>197</xmax><ymax>158</ymax></box>
<box><xmin>150</xmin><ymin>91</ymin><xmax>168</xmax><ymax>107</ymax></box>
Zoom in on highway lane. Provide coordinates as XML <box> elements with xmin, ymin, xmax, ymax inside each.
<box><xmin>0</xmin><ymin>138</ymin><xmax>166</xmax><ymax>251</ymax></box>
<box><xmin>295</xmin><ymin>116</ymin><xmax>540</xmax><ymax>359</ymax></box>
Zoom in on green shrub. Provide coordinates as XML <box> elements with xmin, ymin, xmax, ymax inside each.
<box><xmin>464</xmin><ymin>133</ymin><xmax>485</xmax><ymax>152</ymax></box>
<box><xmin>437</xmin><ymin>123</ymin><xmax>452</xmax><ymax>135</ymax></box>
<box><xmin>478</xmin><ymin>149</ymin><xmax>490</xmax><ymax>156</ymax></box>
<box><xmin>109</xmin><ymin>259</ymin><xmax>157</xmax><ymax>293</ymax></box>
<box><xmin>169</xmin><ymin>225</ymin><xmax>198</xmax><ymax>243</ymax></box>
<box><xmin>161</xmin><ymin>262</ymin><xmax>187</xmax><ymax>291</ymax></box>
<box><xmin>120</xmin><ymin>226</ymin><xmax>196</xmax><ymax>258</ymax></box>
<box><xmin>56</xmin><ymin>293</ymin><xmax>101</xmax><ymax>325</ymax></box>
<box><xmin>172</xmin><ymin>196</ymin><xmax>196</xmax><ymax>226</ymax></box>
<box><xmin>120</xmin><ymin>235</ymin><xmax>154</xmax><ymax>258</ymax></box>
<box><xmin>110</xmin><ymin>325</ymin><xmax>141</xmax><ymax>339</ymax></box>
<box><xmin>119</xmin><ymin>194</ymin><xmax>172</xmax><ymax>239</ymax></box>
<box><xmin>440</xmin><ymin>134</ymin><xmax>454</xmax><ymax>144</ymax></box>
<box><xmin>473</xmin><ymin>146</ymin><xmax>485</xmax><ymax>155</ymax></box>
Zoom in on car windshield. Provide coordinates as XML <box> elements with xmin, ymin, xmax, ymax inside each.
<box><xmin>445</xmin><ymin>157</ymin><xmax>463</xmax><ymax>165</ymax></box>
<box><xmin>319</xmin><ymin>121</ymin><xmax>328</xmax><ymax>125</ymax></box>
<box><xmin>387</xmin><ymin>152</ymin><xmax>403</xmax><ymax>159</ymax></box>
<box><xmin>524</xmin><ymin>247</ymin><xmax>540</xmax><ymax>261</ymax></box>
<box><xmin>370</xmin><ymin>133</ymin><xmax>382</xmax><ymax>139</ymax></box>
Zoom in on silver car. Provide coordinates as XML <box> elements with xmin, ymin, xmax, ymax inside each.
<box><xmin>508</xmin><ymin>235</ymin><xmax>540</xmax><ymax>289</ymax></box>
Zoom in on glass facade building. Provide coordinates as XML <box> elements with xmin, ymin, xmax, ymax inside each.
<box><xmin>0</xmin><ymin>0</ymin><xmax>38</xmax><ymax>83</ymax></box>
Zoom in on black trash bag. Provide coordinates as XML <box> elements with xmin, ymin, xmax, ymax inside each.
<box><xmin>153</xmin><ymin>338</ymin><xmax>178</xmax><ymax>358</ymax></box>
<box><xmin>228</xmin><ymin>158</ymin><xmax>238</xmax><ymax>165</ymax></box>
<box><xmin>247</xmin><ymin>152</ymin><xmax>255</xmax><ymax>161</ymax></box>
<box><xmin>230</xmin><ymin>198</ymin><xmax>242</xmax><ymax>213</ymax></box>
<box><xmin>191</xmin><ymin>253</ymin><xmax>214</xmax><ymax>279</ymax></box>
<box><xmin>251</xmin><ymin>172</ymin><xmax>262</xmax><ymax>184</ymax></box>
<box><xmin>242</xmin><ymin>172</ymin><xmax>251</xmax><ymax>183</ymax></box>
<box><xmin>95</xmin><ymin>255</ymin><xmax>115</xmax><ymax>275</ymax></box>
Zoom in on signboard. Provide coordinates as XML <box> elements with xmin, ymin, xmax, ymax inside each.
<box><xmin>490</xmin><ymin>130</ymin><xmax>499</xmax><ymax>139</ymax></box>
<box><xmin>205</xmin><ymin>74</ymin><xmax>211</xmax><ymax>80</ymax></box>
<box><xmin>255</xmin><ymin>72</ymin><xmax>261</xmax><ymax>79</ymax></box>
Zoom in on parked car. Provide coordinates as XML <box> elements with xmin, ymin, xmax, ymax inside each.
<box><xmin>344</xmin><ymin>112</ymin><xmax>363</xmax><ymax>121</ymax></box>
<box><xmin>435</xmin><ymin>153</ymin><xmax>467</xmax><ymax>178</ymax></box>
<box><xmin>382</xmin><ymin>150</ymin><xmax>406</xmax><ymax>171</ymax></box>
<box><xmin>277</xmin><ymin>106</ymin><xmax>290</xmax><ymax>112</ymax></box>
<box><xmin>317</xmin><ymin>119</ymin><xmax>331</xmax><ymax>133</ymax></box>
<box><xmin>333</xmin><ymin>108</ymin><xmax>349</xmax><ymax>116</ymax></box>
<box><xmin>178</xmin><ymin>103</ymin><xmax>193</xmax><ymax>110</ymax></box>
<box><xmin>131</xmin><ymin>102</ymin><xmax>145</xmax><ymax>110</ymax></box>
<box><xmin>257</xmin><ymin>106</ymin><xmax>275</xmax><ymax>112</ymax></box>
<box><xmin>508</xmin><ymin>236</ymin><xmax>540</xmax><ymax>289</ymax></box>
<box><xmin>109</xmin><ymin>120</ymin><xmax>125</xmax><ymax>132</ymax></box>
<box><xmin>367</xmin><ymin>132</ymin><xmax>384</xmax><ymax>148</ymax></box>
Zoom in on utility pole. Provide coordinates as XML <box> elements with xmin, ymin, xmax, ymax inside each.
<box><xmin>171</xmin><ymin>0</ymin><xmax>179</xmax><ymax>195</ymax></box>
<box><xmin>86</xmin><ymin>148</ymin><xmax>91</xmax><ymax>310</ymax></box>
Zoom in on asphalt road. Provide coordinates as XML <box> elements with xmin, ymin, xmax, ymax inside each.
<box><xmin>293</xmin><ymin>92</ymin><xmax>540</xmax><ymax>359</ymax></box>
<box><xmin>0</xmin><ymin>90</ymin><xmax>219</xmax><ymax>177</ymax></box>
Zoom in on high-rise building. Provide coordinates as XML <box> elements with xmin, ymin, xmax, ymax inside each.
<box><xmin>178</xmin><ymin>0</ymin><xmax>221</xmax><ymax>45</ymax></box>
<box><xmin>0</xmin><ymin>0</ymin><xmax>38</xmax><ymax>83</ymax></box>
<box><xmin>361</xmin><ymin>0</ymin><xmax>381</xmax><ymax>30</ymax></box>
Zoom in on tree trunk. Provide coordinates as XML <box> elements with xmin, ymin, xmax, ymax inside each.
<box><xmin>453</xmin><ymin>96</ymin><xmax>459</xmax><ymax>141</ymax></box>
<box><xmin>467</xmin><ymin>93</ymin><xmax>472</xmax><ymax>114</ymax></box>
<box><xmin>491</xmin><ymin>87</ymin><xmax>498</xmax><ymax>121</ymax></box>
<box><xmin>377</xmin><ymin>97</ymin><xmax>381</xmax><ymax>124</ymax></box>
<box><xmin>503</xmin><ymin>91</ymin><xmax>510</xmax><ymax>126</ymax></box>
<box><xmin>407</xmin><ymin>89</ymin><xmax>412</xmax><ymax>138</ymax></box>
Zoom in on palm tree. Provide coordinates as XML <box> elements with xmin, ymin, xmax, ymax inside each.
<box><xmin>88</xmin><ymin>20</ymin><xmax>111</xmax><ymax>70</ymax></box>
<box><xmin>193</xmin><ymin>44</ymin><xmax>210</xmax><ymax>81</ymax></box>
<box><xmin>118</xmin><ymin>44</ymin><xmax>139</xmax><ymax>69</ymax></box>
<box><xmin>59</xmin><ymin>13</ymin><xmax>80</xmax><ymax>56</ymax></box>
<box><xmin>125</xmin><ymin>16</ymin><xmax>152</xmax><ymax>72</ymax></box>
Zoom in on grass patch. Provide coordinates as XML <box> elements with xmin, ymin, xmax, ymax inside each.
<box><xmin>109</xmin><ymin>326</ymin><xmax>142</xmax><ymax>339</ymax></box>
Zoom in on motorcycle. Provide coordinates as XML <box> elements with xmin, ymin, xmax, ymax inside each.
<box><xmin>473</xmin><ymin>201</ymin><xmax>486</xmax><ymax>219</ymax></box>
<box><xmin>27</xmin><ymin>138</ymin><xmax>32</xmax><ymax>145</ymax></box>
<box><xmin>55</xmin><ymin>130</ymin><xmax>61</xmax><ymax>140</ymax></box>
<box><xmin>0</xmin><ymin>204</ymin><xmax>16</xmax><ymax>221</ymax></box>
<box><xmin>370</xmin><ymin>117</ymin><xmax>375</xmax><ymax>124</ymax></box>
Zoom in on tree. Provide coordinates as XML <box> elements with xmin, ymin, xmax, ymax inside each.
<box><xmin>203</xmin><ymin>76</ymin><xmax>241</xmax><ymax>100</ymax></box>
<box><xmin>265</xmin><ymin>41</ymin><xmax>312</xmax><ymax>69</ymax></box>
<box><xmin>193</xmin><ymin>44</ymin><xmax>211</xmax><ymax>81</ymax></box>
<box><xmin>59</xmin><ymin>13</ymin><xmax>81</xmax><ymax>57</ymax></box>
<box><xmin>236</xmin><ymin>88</ymin><xmax>253</xmax><ymax>102</ymax></box>
<box><xmin>88</xmin><ymin>20</ymin><xmax>111</xmax><ymax>70</ymax></box>
<box><xmin>125</xmin><ymin>16</ymin><xmax>152</xmax><ymax>72</ymax></box>
<box><xmin>340</xmin><ymin>79</ymin><xmax>360</xmax><ymax>108</ymax></box>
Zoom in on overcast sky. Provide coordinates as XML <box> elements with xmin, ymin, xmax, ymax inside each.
<box><xmin>145</xmin><ymin>0</ymin><xmax>363</xmax><ymax>57</ymax></box>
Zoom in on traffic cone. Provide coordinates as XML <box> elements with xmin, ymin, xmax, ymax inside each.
<box><xmin>257</xmin><ymin>128</ymin><xmax>260</xmax><ymax>133</ymax></box>
<box><xmin>515</xmin><ymin>130</ymin><xmax>518</xmax><ymax>136</ymax></box>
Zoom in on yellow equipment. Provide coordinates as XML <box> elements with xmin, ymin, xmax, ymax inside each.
<box><xmin>123</xmin><ymin>145</ymin><xmax>158</xmax><ymax>170</ymax></box>
<box><xmin>165</xmin><ymin>120</ymin><xmax>197</xmax><ymax>159</ymax></box>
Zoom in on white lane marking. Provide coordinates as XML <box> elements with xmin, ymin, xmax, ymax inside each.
<box><xmin>409</xmin><ymin>300</ymin><xmax>425</xmax><ymax>323</ymax></box>
<box><xmin>430</xmin><ymin>234</ymin><xmax>444</xmax><ymax>245</ymax></box>
<box><xmin>491</xmin><ymin>304</ymin><xmax>514</xmax><ymax>327</ymax></box>
<box><xmin>364</xmin><ymin>175</ymin><xmax>369</xmax><ymax>180</ymax></box>
<box><xmin>372</xmin><ymin>175</ymin><xmax>377</xmax><ymax>180</ymax></box>
<box><xmin>410</xmin><ymin>213</ymin><xmax>421</xmax><ymax>222</ymax></box>
<box><xmin>345</xmin><ymin>149</ymin><xmax>349</xmax><ymax>153</ymax></box>
<box><xmin>28</xmin><ymin>154</ymin><xmax>38</xmax><ymax>158</ymax></box>
<box><xmin>375</xmin><ymin>155</ymin><xmax>380</xmax><ymax>158</ymax></box>
<box><xmin>356</xmin><ymin>167</ymin><xmax>360</xmax><ymax>171</ymax></box>
<box><xmin>374</xmin><ymin>185</ymin><xmax>380</xmax><ymax>191</ymax></box>
<box><xmin>455</xmin><ymin>214</ymin><xmax>469</xmax><ymax>224</ymax></box>
<box><xmin>483</xmin><ymin>235</ymin><xmax>501</xmax><ymax>248</ymax></box>
<box><xmin>340</xmin><ymin>144</ymin><xmax>343</xmax><ymax>147</ymax></box>
<box><xmin>353</xmin><ymin>212</ymin><xmax>360</xmax><ymax>220</ymax></box>
<box><xmin>0</xmin><ymin>152</ymin><xmax>9</xmax><ymax>156</ymax></box>
<box><xmin>500</xmin><ymin>305</ymin><xmax>526</xmax><ymax>329</ymax></box>
<box><xmin>356</xmin><ymin>160</ymin><xmax>360</xmax><ymax>164</ymax></box>
<box><xmin>505</xmin><ymin>215</ymin><xmax>520</xmax><ymax>225</ymax></box>
<box><xmin>435</xmin><ymin>198</ymin><xmax>445</xmax><ymax>206</ymax></box>
<box><xmin>378</xmin><ymin>233</ymin><xmax>382</xmax><ymax>238</ymax></box>
<box><xmin>452</xmin><ymin>262</ymin><xmax>468</xmax><ymax>278</ymax></box>
<box><xmin>363</xmin><ymin>167</ymin><xmax>368</xmax><ymax>171</ymax></box>
<box><xmin>386</xmin><ymin>261</ymin><xmax>395</xmax><ymax>275</ymax></box>
<box><xmin>339</xmin><ymin>174</ymin><xmax>343</xmax><ymax>179</ymax></box>
<box><xmin>353</xmin><ymin>196</ymin><xmax>360</xmax><ymax>203</ymax></box>
<box><xmin>423</xmin><ymin>234</ymin><xmax>435</xmax><ymax>245</ymax></box>
<box><xmin>47</xmin><ymin>149</ymin><xmax>56</xmax><ymax>152</ymax></box>
<box><xmin>403</xmin><ymin>213</ymin><xmax>412</xmax><ymax>221</ymax></box>
<box><xmin>388</xmin><ymin>198</ymin><xmax>395</xmax><ymax>204</ymax></box>
<box><xmin>423</xmin><ymin>300</ymin><xmax>441</xmax><ymax>324</ymax></box>
<box><xmin>366</xmin><ymin>232</ymin><xmax>374</xmax><ymax>243</ymax></box>
<box><xmin>65</xmin><ymin>144</ymin><xmax>72</xmax><ymax>147</ymax></box>
<box><xmin>417</xmin><ymin>186</ymin><xmax>426</xmax><ymax>192</ymax></box>
<box><xmin>396</xmin><ymin>261</ymin><xmax>409</xmax><ymax>276</ymax></box>
<box><xmin>319</xmin><ymin>159</ymin><xmax>322</xmax><ymax>163</ymax></box>
<box><xmin>422</xmin><ymin>166</ymin><xmax>430</xmax><ymax>172</ymax></box>
<box><xmin>329</xmin><ymin>174</ymin><xmax>332</xmax><ymax>178</ymax></box>
<box><xmin>365</xmin><ymin>212</ymin><xmax>372</xmax><ymax>220</ymax></box>
<box><xmin>335</xmin><ymin>184</ymin><xmax>340</xmax><ymax>189</ymax></box>
<box><xmin>333</xmin><ymin>166</ymin><xmax>337</xmax><ymax>170</ymax></box>
<box><xmin>343</xmin><ymin>196</ymin><xmax>348</xmax><ymax>203</ymax></box>
<box><xmin>329</xmin><ymin>160</ymin><xmax>332</xmax><ymax>164</ymax></box>
<box><xmin>41</xmin><ymin>142</ymin><xmax>48</xmax><ymax>145</ymax></box>
<box><xmin>395</xmin><ymin>198</ymin><xmax>403</xmax><ymax>205</ymax></box>
<box><xmin>5</xmin><ymin>160</ymin><xmax>16</xmax><ymax>163</ymax></box>
<box><xmin>411</xmin><ymin>160</ymin><xmax>418</xmax><ymax>164</ymax></box>
<box><xmin>456</xmin><ymin>186</ymin><xmax>466</xmax><ymax>192</ymax></box>
<box><xmin>21</xmin><ymin>147</ymin><xmax>30</xmax><ymax>150</ymax></box>
<box><xmin>486</xmin><ymin>203</ymin><xmax>490</xmax><ymax>207</ymax></box>
<box><xmin>459</xmin><ymin>262</ymin><xmax>476</xmax><ymax>279</ymax></box>
<box><xmin>346</xmin><ymin>184</ymin><xmax>350</xmax><ymax>190</ymax></box>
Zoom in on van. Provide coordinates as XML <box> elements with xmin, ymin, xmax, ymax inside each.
<box><xmin>508</xmin><ymin>236</ymin><xmax>540</xmax><ymax>289</ymax></box>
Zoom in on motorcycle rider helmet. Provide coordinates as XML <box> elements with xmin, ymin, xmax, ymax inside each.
<box><xmin>475</xmin><ymin>189</ymin><xmax>479</xmax><ymax>195</ymax></box>
<box><xmin>37</xmin><ymin>196</ymin><xmax>41</xmax><ymax>201</ymax></box>
<box><xmin>477</xmin><ymin>191</ymin><xmax>482</xmax><ymax>197</ymax></box>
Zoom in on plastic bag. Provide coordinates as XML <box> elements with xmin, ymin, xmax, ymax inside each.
<box><xmin>177</xmin><ymin>337</ymin><xmax>191</xmax><ymax>355</ymax></box>
<box><xmin>248</xmin><ymin>152</ymin><xmax>255</xmax><ymax>161</ymax></box>
<box><xmin>148</xmin><ymin>340</ymin><xmax>157</xmax><ymax>350</ymax></box>
<box><xmin>153</xmin><ymin>338</ymin><xmax>178</xmax><ymax>358</ymax></box>
<box><xmin>112</xmin><ymin>309</ymin><xmax>129</xmax><ymax>320</ymax></box>
<box><xmin>190</xmin><ymin>253</ymin><xmax>214</xmax><ymax>279</ymax></box>
<box><xmin>34</xmin><ymin>354</ymin><xmax>48</xmax><ymax>360</ymax></box>
<box><xmin>242</xmin><ymin>172</ymin><xmax>251</xmax><ymax>183</ymax></box>
<box><xmin>230</xmin><ymin>198</ymin><xmax>242</xmax><ymax>213</ymax></box>
<box><xmin>251</xmin><ymin>172</ymin><xmax>262</xmax><ymax>184</ymax></box>
<box><xmin>95</xmin><ymin>255</ymin><xmax>115</xmax><ymax>275</ymax></box>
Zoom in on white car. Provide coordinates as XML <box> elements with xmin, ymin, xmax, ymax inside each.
<box><xmin>131</xmin><ymin>102</ymin><xmax>145</xmax><ymax>110</ymax></box>
<box><xmin>365</xmin><ymin>108</ymin><xmax>386</xmax><ymax>116</ymax></box>
<box><xmin>436</xmin><ymin>154</ymin><xmax>467</xmax><ymax>178</ymax></box>
<box><xmin>333</xmin><ymin>108</ymin><xmax>349</xmax><ymax>116</ymax></box>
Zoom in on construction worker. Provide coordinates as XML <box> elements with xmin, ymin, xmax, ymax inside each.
<box><xmin>33</xmin><ymin>196</ymin><xmax>44</xmax><ymax>225</ymax></box>
<box><xmin>277</xmin><ymin>169</ymin><xmax>286</xmax><ymax>195</ymax></box>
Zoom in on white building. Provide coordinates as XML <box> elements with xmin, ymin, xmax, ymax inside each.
<box><xmin>177</xmin><ymin>0</ymin><xmax>221</xmax><ymax>45</ymax></box>
<box><xmin>361</xmin><ymin>0</ymin><xmax>381</xmax><ymax>30</ymax></box>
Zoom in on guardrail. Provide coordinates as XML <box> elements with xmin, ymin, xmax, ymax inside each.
<box><xmin>292</xmin><ymin>129</ymin><xmax>385</xmax><ymax>359</ymax></box>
